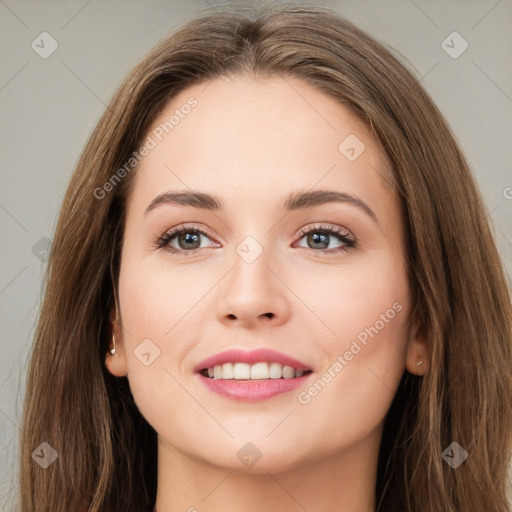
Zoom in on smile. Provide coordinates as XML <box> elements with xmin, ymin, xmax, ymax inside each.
<box><xmin>200</xmin><ymin>361</ymin><xmax>312</xmax><ymax>380</ymax></box>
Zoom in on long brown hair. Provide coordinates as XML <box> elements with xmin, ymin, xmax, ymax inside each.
<box><xmin>18</xmin><ymin>3</ymin><xmax>512</xmax><ymax>511</ymax></box>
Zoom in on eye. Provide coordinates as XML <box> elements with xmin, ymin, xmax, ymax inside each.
<box><xmin>293</xmin><ymin>223</ymin><xmax>356</xmax><ymax>254</ymax></box>
<box><xmin>154</xmin><ymin>222</ymin><xmax>356</xmax><ymax>256</ymax></box>
<box><xmin>154</xmin><ymin>224</ymin><xmax>220</xmax><ymax>255</ymax></box>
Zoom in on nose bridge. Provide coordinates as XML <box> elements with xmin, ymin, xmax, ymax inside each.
<box><xmin>228</xmin><ymin>210</ymin><xmax>276</xmax><ymax>277</ymax></box>
<box><xmin>230</xmin><ymin>233</ymin><xmax>275</xmax><ymax>299</ymax></box>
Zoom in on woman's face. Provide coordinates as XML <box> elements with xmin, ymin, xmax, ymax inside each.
<box><xmin>107</xmin><ymin>74</ymin><xmax>423</xmax><ymax>473</ymax></box>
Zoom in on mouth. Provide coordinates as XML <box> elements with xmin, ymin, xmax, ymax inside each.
<box><xmin>198</xmin><ymin>362</ymin><xmax>313</xmax><ymax>380</ymax></box>
<box><xmin>193</xmin><ymin>348</ymin><xmax>314</xmax><ymax>401</ymax></box>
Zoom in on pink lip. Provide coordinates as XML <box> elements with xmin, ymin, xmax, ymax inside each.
<box><xmin>193</xmin><ymin>348</ymin><xmax>312</xmax><ymax>373</ymax></box>
<box><xmin>195</xmin><ymin>372</ymin><xmax>313</xmax><ymax>402</ymax></box>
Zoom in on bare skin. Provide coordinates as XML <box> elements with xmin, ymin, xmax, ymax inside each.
<box><xmin>105</xmin><ymin>74</ymin><xmax>429</xmax><ymax>512</ymax></box>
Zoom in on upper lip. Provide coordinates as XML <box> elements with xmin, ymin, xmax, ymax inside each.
<box><xmin>194</xmin><ymin>348</ymin><xmax>313</xmax><ymax>373</ymax></box>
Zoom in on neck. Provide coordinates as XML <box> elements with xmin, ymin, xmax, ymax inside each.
<box><xmin>153</xmin><ymin>429</ymin><xmax>381</xmax><ymax>512</ymax></box>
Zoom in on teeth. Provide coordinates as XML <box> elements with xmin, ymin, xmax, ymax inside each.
<box><xmin>250</xmin><ymin>362</ymin><xmax>268</xmax><ymax>380</ymax></box>
<box><xmin>233</xmin><ymin>362</ymin><xmax>250</xmax><ymax>379</ymax></box>
<box><xmin>222</xmin><ymin>362</ymin><xmax>234</xmax><ymax>379</ymax></box>
<box><xmin>269</xmin><ymin>362</ymin><xmax>282</xmax><ymax>379</ymax></box>
<box><xmin>204</xmin><ymin>362</ymin><xmax>308</xmax><ymax>380</ymax></box>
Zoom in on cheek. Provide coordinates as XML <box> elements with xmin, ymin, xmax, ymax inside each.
<box><xmin>293</xmin><ymin>249</ymin><xmax>410</xmax><ymax>352</ymax></box>
<box><xmin>119</xmin><ymin>247</ymin><xmax>205</xmax><ymax>335</ymax></box>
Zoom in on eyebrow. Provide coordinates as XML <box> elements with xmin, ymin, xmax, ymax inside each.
<box><xmin>144</xmin><ymin>189</ymin><xmax>378</xmax><ymax>224</ymax></box>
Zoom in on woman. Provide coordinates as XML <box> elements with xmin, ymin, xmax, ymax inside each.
<box><xmin>18</xmin><ymin>3</ymin><xmax>512</xmax><ymax>511</ymax></box>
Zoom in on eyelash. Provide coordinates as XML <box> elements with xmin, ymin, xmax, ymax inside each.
<box><xmin>153</xmin><ymin>222</ymin><xmax>357</xmax><ymax>256</ymax></box>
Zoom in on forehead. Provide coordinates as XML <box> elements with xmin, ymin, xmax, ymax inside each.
<box><xmin>127</xmin><ymin>74</ymin><xmax>396</xmax><ymax>224</ymax></box>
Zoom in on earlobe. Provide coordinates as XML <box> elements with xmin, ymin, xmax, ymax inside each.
<box><xmin>405</xmin><ymin>313</ymin><xmax>430</xmax><ymax>376</ymax></box>
<box><xmin>104</xmin><ymin>349</ymin><xmax>128</xmax><ymax>377</ymax></box>
<box><xmin>408</xmin><ymin>358</ymin><xmax>427</xmax><ymax>375</ymax></box>
<box><xmin>405</xmin><ymin>344</ymin><xmax>429</xmax><ymax>375</ymax></box>
<box><xmin>105</xmin><ymin>309</ymin><xmax>129</xmax><ymax>377</ymax></box>
<box><xmin>105</xmin><ymin>334</ymin><xmax>128</xmax><ymax>377</ymax></box>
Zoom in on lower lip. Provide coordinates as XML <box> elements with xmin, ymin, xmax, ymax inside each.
<box><xmin>196</xmin><ymin>373</ymin><xmax>313</xmax><ymax>401</ymax></box>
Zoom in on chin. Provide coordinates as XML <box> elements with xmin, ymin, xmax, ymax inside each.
<box><xmin>196</xmin><ymin>445</ymin><xmax>307</xmax><ymax>475</ymax></box>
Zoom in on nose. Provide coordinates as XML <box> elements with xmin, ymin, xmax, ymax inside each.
<box><xmin>216</xmin><ymin>245</ymin><xmax>291</xmax><ymax>329</ymax></box>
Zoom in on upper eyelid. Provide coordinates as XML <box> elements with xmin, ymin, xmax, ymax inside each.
<box><xmin>165</xmin><ymin>223</ymin><xmax>215</xmax><ymax>236</ymax></box>
<box><xmin>296</xmin><ymin>222</ymin><xmax>353</xmax><ymax>238</ymax></box>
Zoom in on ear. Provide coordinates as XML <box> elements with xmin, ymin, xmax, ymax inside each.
<box><xmin>104</xmin><ymin>307</ymin><xmax>129</xmax><ymax>377</ymax></box>
<box><xmin>405</xmin><ymin>311</ymin><xmax>429</xmax><ymax>376</ymax></box>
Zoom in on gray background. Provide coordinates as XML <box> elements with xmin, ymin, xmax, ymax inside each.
<box><xmin>1</xmin><ymin>0</ymin><xmax>511</xmax><ymax>509</ymax></box>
